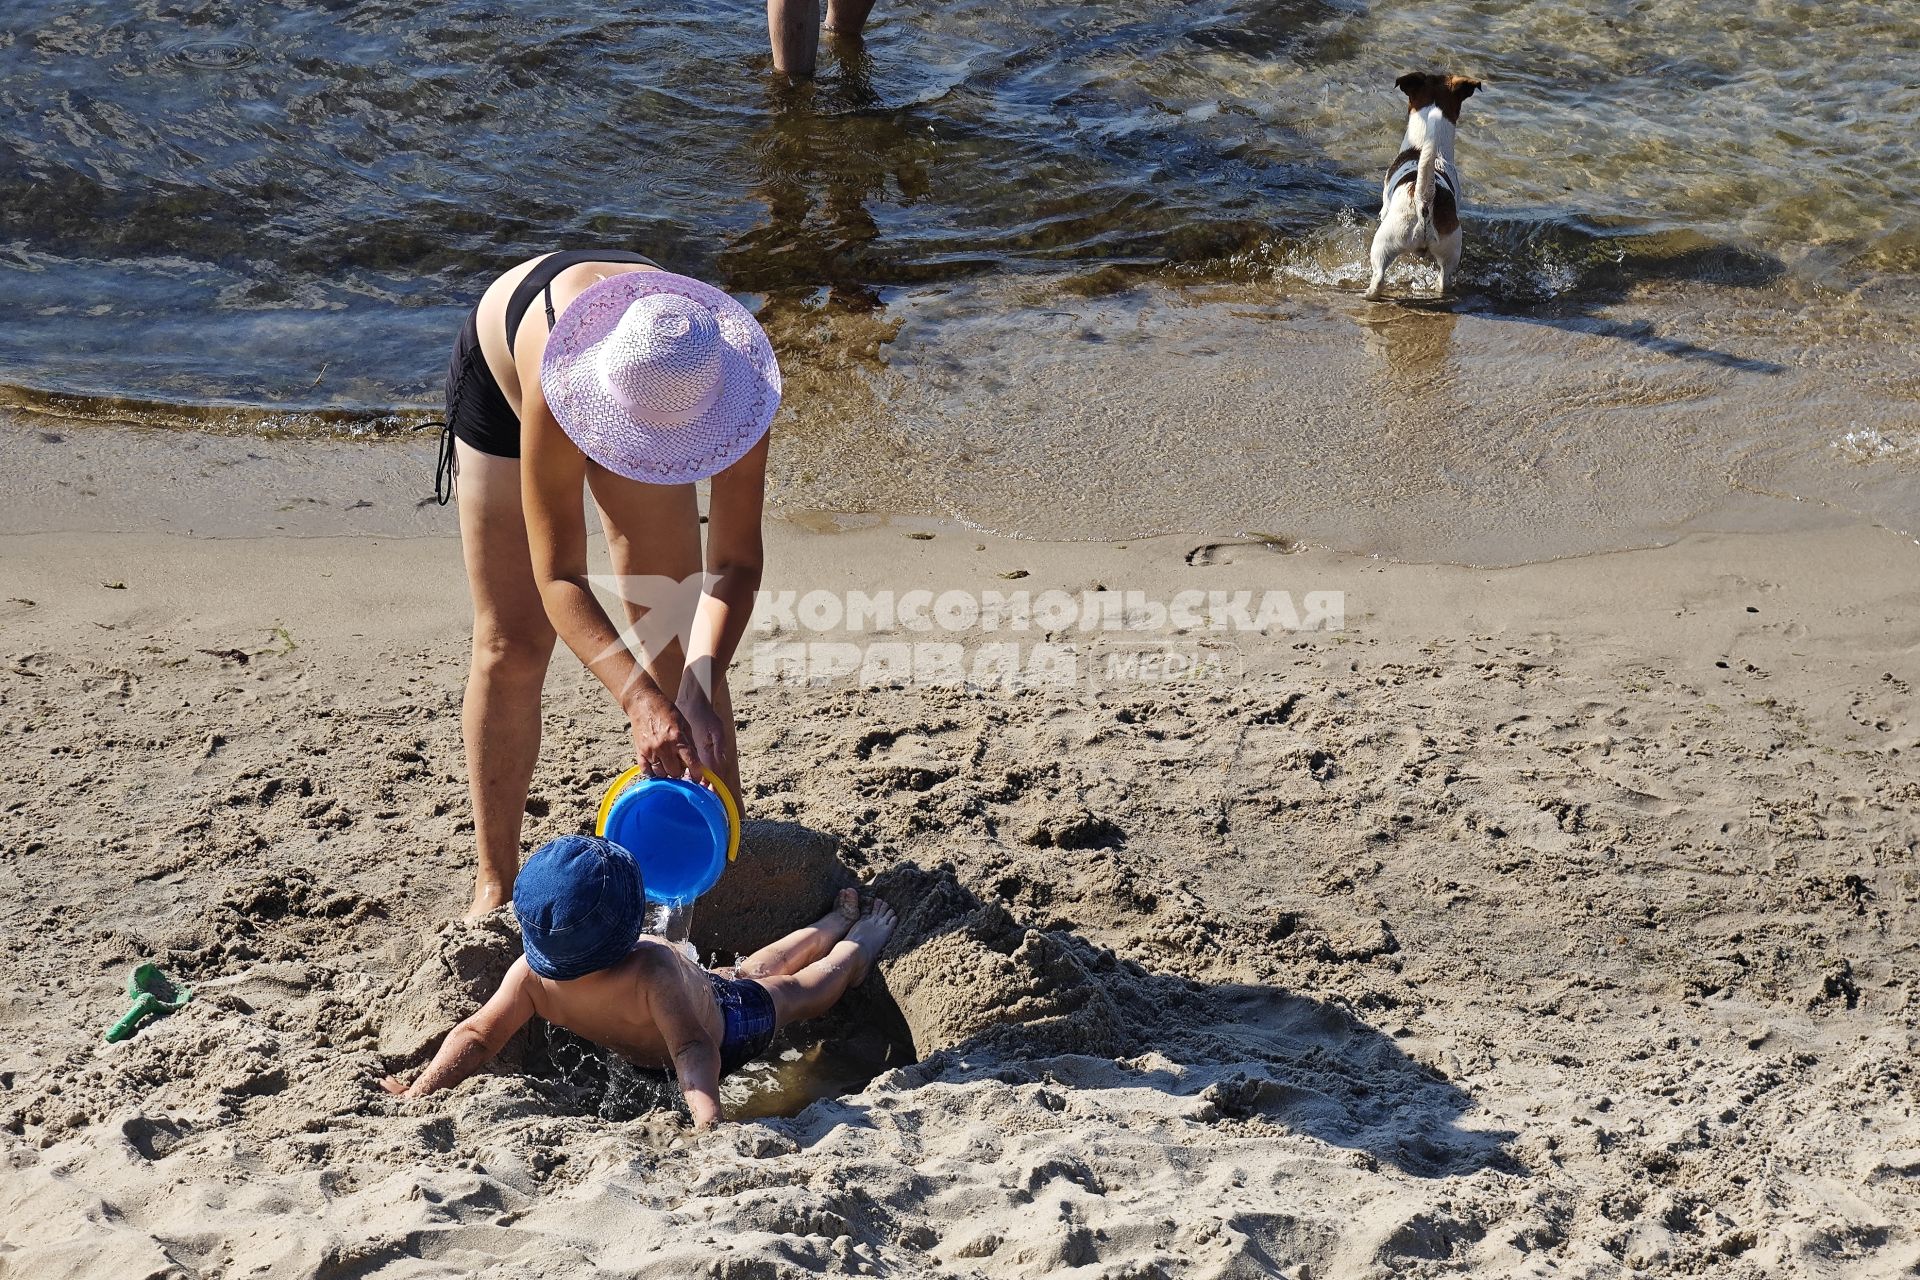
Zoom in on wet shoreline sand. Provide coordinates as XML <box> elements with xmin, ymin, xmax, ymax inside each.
<box><xmin>2</xmin><ymin>422</ymin><xmax>1916</xmax><ymax>1276</ymax></box>
<box><xmin>8</xmin><ymin>264</ymin><xmax>1920</xmax><ymax>570</ymax></box>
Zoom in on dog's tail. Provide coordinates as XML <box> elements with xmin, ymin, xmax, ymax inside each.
<box><xmin>1413</xmin><ymin>134</ymin><xmax>1440</xmax><ymax>238</ymax></box>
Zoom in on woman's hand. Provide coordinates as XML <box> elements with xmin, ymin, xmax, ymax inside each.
<box><xmin>677</xmin><ymin>677</ymin><xmax>732</xmax><ymax>778</ymax></box>
<box><xmin>629</xmin><ymin>691</ymin><xmax>701</xmax><ymax>778</ymax></box>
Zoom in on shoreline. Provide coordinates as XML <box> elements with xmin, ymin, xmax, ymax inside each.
<box><xmin>8</xmin><ymin>264</ymin><xmax>1919</xmax><ymax>568</ymax></box>
<box><xmin>5</xmin><ymin>403</ymin><xmax>1916</xmax><ymax>574</ymax></box>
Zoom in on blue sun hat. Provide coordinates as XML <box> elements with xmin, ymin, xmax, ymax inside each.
<box><xmin>513</xmin><ymin>835</ymin><xmax>644</xmax><ymax>980</ymax></box>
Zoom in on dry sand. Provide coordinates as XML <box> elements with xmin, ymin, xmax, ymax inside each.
<box><xmin>1</xmin><ymin>422</ymin><xmax>1916</xmax><ymax>1278</ymax></box>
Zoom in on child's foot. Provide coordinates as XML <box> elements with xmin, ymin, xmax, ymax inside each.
<box><xmin>810</xmin><ymin>887</ymin><xmax>861</xmax><ymax>948</ymax></box>
<box><xmin>843</xmin><ymin>899</ymin><xmax>898</xmax><ymax>985</ymax></box>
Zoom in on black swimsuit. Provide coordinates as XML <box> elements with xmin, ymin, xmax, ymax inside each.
<box><xmin>438</xmin><ymin>250</ymin><xmax>662</xmax><ymax>489</ymax></box>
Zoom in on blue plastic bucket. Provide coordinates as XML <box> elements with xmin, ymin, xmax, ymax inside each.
<box><xmin>597</xmin><ymin>776</ymin><xmax>733</xmax><ymax>906</ymax></box>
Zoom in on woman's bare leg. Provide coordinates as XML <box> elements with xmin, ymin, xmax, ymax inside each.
<box><xmin>736</xmin><ymin>888</ymin><xmax>860</xmax><ymax>979</ymax></box>
<box><xmin>758</xmin><ymin>900</ymin><xmax>898</xmax><ymax>1027</ymax></box>
<box><xmin>456</xmin><ymin>442</ymin><xmax>556</xmax><ymax>918</ymax></box>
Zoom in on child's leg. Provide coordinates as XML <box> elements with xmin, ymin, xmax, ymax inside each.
<box><xmin>735</xmin><ymin>888</ymin><xmax>860</xmax><ymax>980</ymax></box>
<box><xmin>758</xmin><ymin>900</ymin><xmax>898</xmax><ymax>1028</ymax></box>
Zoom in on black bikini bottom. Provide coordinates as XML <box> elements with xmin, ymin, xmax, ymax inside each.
<box><xmin>435</xmin><ymin>250</ymin><xmax>666</xmax><ymax>501</ymax></box>
<box><xmin>444</xmin><ymin>306</ymin><xmax>520</xmax><ymax>461</ymax></box>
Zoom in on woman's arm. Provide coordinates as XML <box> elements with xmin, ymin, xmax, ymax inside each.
<box><xmin>683</xmin><ymin>434</ymin><xmax>768</xmax><ymax>697</ymax></box>
<box><xmin>520</xmin><ymin>365</ymin><xmax>699</xmax><ymax>776</ymax></box>
<box><xmin>675</xmin><ymin>436</ymin><xmax>767</xmax><ymax>774</ymax></box>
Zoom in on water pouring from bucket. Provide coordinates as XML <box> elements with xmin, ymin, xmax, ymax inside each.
<box><xmin>594</xmin><ymin>765</ymin><xmax>741</xmax><ymax>946</ymax></box>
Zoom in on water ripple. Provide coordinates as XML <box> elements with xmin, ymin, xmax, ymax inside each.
<box><xmin>162</xmin><ymin>38</ymin><xmax>259</xmax><ymax>71</ymax></box>
<box><xmin>1</xmin><ymin>0</ymin><xmax>1915</xmax><ymax>408</ymax></box>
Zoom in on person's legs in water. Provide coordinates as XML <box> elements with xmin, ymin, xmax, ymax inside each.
<box><xmin>768</xmin><ymin>0</ymin><xmax>820</xmax><ymax>77</ymax></box>
<box><xmin>769</xmin><ymin>0</ymin><xmax>875</xmax><ymax>76</ymax></box>
<box><xmin>754</xmin><ymin>899</ymin><xmax>898</xmax><ymax>1027</ymax></box>
<box><xmin>735</xmin><ymin>889</ymin><xmax>861</xmax><ymax>979</ymax></box>
<box><xmin>456</xmin><ymin>441</ymin><xmax>556</xmax><ymax>917</ymax></box>
<box><xmin>824</xmin><ymin>0</ymin><xmax>876</xmax><ymax>36</ymax></box>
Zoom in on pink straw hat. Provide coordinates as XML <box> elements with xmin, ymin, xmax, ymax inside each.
<box><xmin>540</xmin><ymin>271</ymin><xmax>781</xmax><ymax>484</ymax></box>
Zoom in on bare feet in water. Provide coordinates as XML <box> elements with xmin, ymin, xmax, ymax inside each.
<box><xmin>843</xmin><ymin>898</ymin><xmax>897</xmax><ymax>985</ymax></box>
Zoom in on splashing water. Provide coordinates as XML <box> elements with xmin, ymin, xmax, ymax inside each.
<box><xmin>648</xmin><ymin>902</ymin><xmax>696</xmax><ymax>951</ymax></box>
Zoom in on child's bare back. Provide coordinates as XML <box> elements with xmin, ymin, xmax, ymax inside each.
<box><xmin>382</xmin><ymin>836</ymin><xmax>896</xmax><ymax>1128</ymax></box>
<box><xmin>520</xmin><ymin>938</ymin><xmax>720</xmax><ymax>1067</ymax></box>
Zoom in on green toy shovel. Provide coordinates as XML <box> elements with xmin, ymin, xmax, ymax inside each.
<box><xmin>104</xmin><ymin>963</ymin><xmax>192</xmax><ymax>1043</ymax></box>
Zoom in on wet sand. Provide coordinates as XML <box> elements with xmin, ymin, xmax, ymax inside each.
<box><xmin>766</xmin><ymin>273</ymin><xmax>1920</xmax><ymax>563</ymax></box>
<box><xmin>13</xmin><ymin>269</ymin><xmax>1917</xmax><ymax>569</ymax></box>
<box><xmin>2</xmin><ymin>424</ymin><xmax>1916</xmax><ymax>1277</ymax></box>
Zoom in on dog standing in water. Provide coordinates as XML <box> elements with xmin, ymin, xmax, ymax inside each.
<box><xmin>1365</xmin><ymin>73</ymin><xmax>1482</xmax><ymax>300</ymax></box>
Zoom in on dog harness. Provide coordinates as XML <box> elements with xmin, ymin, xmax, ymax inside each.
<box><xmin>1384</xmin><ymin>147</ymin><xmax>1459</xmax><ymax>204</ymax></box>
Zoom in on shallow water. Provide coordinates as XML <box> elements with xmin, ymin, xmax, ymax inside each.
<box><xmin>722</xmin><ymin>1018</ymin><xmax>914</xmax><ymax>1122</ymax></box>
<box><xmin>3</xmin><ymin>0</ymin><xmax>1916</xmax><ymax>557</ymax></box>
<box><xmin>528</xmin><ymin>1008</ymin><xmax>909</xmax><ymax>1123</ymax></box>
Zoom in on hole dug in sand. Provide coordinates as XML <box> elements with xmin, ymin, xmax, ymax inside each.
<box><xmin>380</xmin><ymin>912</ymin><xmax>916</xmax><ymax>1124</ymax></box>
<box><xmin>378</xmin><ymin>820</ymin><xmax>1511</xmax><ymax>1174</ymax></box>
<box><xmin>520</xmin><ymin>1002</ymin><xmax>915</xmax><ymax>1124</ymax></box>
<box><xmin>378</xmin><ymin>822</ymin><xmax>917</xmax><ymax>1122</ymax></box>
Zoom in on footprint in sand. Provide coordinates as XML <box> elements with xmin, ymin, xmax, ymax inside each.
<box><xmin>1186</xmin><ymin>536</ymin><xmax>1302</xmax><ymax>566</ymax></box>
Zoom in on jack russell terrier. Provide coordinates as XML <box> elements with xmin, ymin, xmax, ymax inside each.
<box><xmin>1365</xmin><ymin>73</ymin><xmax>1482</xmax><ymax>300</ymax></box>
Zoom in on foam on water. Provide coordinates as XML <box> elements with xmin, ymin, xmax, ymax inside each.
<box><xmin>1835</xmin><ymin>430</ymin><xmax>1920</xmax><ymax>465</ymax></box>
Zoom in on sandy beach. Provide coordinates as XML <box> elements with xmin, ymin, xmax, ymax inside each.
<box><xmin>6</xmin><ymin>0</ymin><xmax>1919</xmax><ymax>1271</ymax></box>
<box><xmin>2</xmin><ymin>419</ymin><xmax>1915</xmax><ymax>1278</ymax></box>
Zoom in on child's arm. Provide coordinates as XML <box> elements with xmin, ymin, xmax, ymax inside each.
<box><xmin>646</xmin><ymin>968</ymin><xmax>724</xmax><ymax>1129</ymax></box>
<box><xmin>381</xmin><ymin>959</ymin><xmax>536</xmax><ymax>1099</ymax></box>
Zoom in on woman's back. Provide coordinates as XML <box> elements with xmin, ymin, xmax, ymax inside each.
<box><xmin>473</xmin><ymin>252</ymin><xmax>664</xmax><ymax>417</ymax></box>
